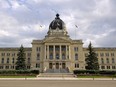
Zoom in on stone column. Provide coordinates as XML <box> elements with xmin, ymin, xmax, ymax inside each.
<box><xmin>53</xmin><ymin>45</ymin><xmax>55</xmax><ymax>59</ymax></box>
<box><xmin>66</xmin><ymin>45</ymin><xmax>67</xmax><ymax>60</ymax></box>
<box><xmin>68</xmin><ymin>45</ymin><xmax>70</xmax><ymax>60</ymax></box>
<box><xmin>47</xmin><ymin>45</ymin><xmax>49</xmax><ymax>60</ymax></box>
<box><xmin>60</xmin><ymin>45</ymin><xmax>62</xmax><ymax>60</ymax></box>
<box><xmin>44</xmin><ymin>45</ymin><xmax>46</xmax><ymax>60</ymax></box>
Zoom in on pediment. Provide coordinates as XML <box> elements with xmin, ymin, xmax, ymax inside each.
<box><xmin>44</xmin><ymin>38</ymin><xmax>71</xmax><ymax>43</ymax></box>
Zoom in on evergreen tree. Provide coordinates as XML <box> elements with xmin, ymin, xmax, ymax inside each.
<box><xmin>85</xmin><ymin>42</ymin><xmax>99</xmax><ymax>70</ymax></box>
<box><xmin>15</xmin><ymin>45</ymin><xmax>26</xmax><ymax>70</ymax></box>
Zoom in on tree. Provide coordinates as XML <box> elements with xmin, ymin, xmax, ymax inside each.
<box><xmin>15</xmin><ymin>45</ymin><xmax>26</xmax><ymax>70</ymax></box>
<box><xmin>85</xmin><ymin>42</ymin><xmax>99</xmax><ymax>70</ymax></box>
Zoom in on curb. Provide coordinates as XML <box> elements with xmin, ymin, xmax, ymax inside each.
<box><xmin>0</xmin><ymin>78</ymin><xmax>116</xmax><ymax>81</ymax></box>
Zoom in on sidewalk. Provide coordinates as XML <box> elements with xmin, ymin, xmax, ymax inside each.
<box><xmin>0</xmin><ymin>77</ymin><xmax>116</xmax><ymax>80</ymax></box>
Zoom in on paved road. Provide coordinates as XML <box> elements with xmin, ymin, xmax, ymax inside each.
<box><xmin>0</xmin><ymin>80</ymin><xmax>116</xmax><ymax>87</ymax></box>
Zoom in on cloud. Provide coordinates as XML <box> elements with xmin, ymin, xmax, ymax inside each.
<box><xmin>0</xmin><ymin>0</ymin><xmax>116</xmax><ymax>47</ymax></box>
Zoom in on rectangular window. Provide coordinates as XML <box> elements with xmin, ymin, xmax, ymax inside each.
<box><xmin>101</xmin><ymin>58</ymin><xmax>104</xmax><ymax>64</ymax></box>
<box><xmin>100</xmin><ymin>53</ymin><xmax>104</xmax><ymax>57</ymax></box>
<box><xmin>62</xmin><ymin>46</ymin><xmax>66</xmax><ymax>51</ymax></box>
<box><xmin>7</xmin><ymin>53</ymin><xmax>10</xmax><ymax>56</ymax></box>
<box><xmin>27</xmin><ymin>58</ymin><xmax>30</xmax><ymax>64</ymax></box>
<box><xmin>55</xmin><ymin>46</ymin><xmax>59</xmax><ymax>51</ymax></box>
<box><xmin>101</xmin><ymin>66</ymin><xmax>105</xmax><ymax>69</ymax></box>
<box><xmin>49</xmin><ymin>53</ymin><xmax>53</xmax><ymax>60</ymax></box>
<box><xmin>27</xmin><ymin>53</ymin><xmax>31</xmax><ymax>57</ymax></box>
<box><xmin>37</xmin><ymin>53</ymin><xmax>40</xmax><ymax>60</ymax></box>
<box><xmin>75</xmin><ymin>63</ymin><xmax>79</xmax><ymax>68</ymax></box>
<box><xmin>11</xmin><ymin>66</ymin><xmax>15</xmax><ymax>69</ymax></box>
<box><xmin>107</xmin><ymin>66</ymin><xmax>110</xmax><ymax>69</ymax></box>
<box><xmin>56</xmin><ymin>53</ymin><xmax>59</xmax><ymax>59</ymax></box>
<box><xmin>74</xmin><ymin>47</ymin><xmax>78</xmax><ymax>52</ymax></box>
<box><xmin>7</xmin><ymin>58</ymin><xmax>9</xmax><ymax>64</ymax></box>
<box><xmin>112</xmin><ymin>58</ymin><xmax>115</xmax><ymax>63</ymax></box>
<box><xmin>49</xmin><ymin>46</ymin><xmax>53</xmax><ymax>51</ymax></box>
<box><xmin>12</xmin><ymin>53</ymin><xmax>15</xmax><ymax>57</ymax></box>
<box><xmin>1</xmin><ymin>53</ymin><xmax>5</xmax><ymax>56</ymax></box>
<box><xmin>36</xmin><ymin>63</ymin><xmax>40</xmax><ymax>68</ymax></box>
<box><xmin>105</xmin><ymin>53</ymin><xmax>109</xmax><ymax>56</ymax></box>
<box><xmin>62</xmin><ymin>53</ymin><xmax>66</xmax><ymax>60</ymax></box>
<box><xmin>12</xmin><ymin>58</ymin><xmax>15</xmax><ymax>64</ymax></box>
<box><xmin>36</xmin><ymin>47</ymin><xmax>41</xmax><ymax>52</ymax></box>
<box><xmin>0</xmin><ymin>66</ymin><xmax>4</xmax><ymax>69</ymax></box>
<box><xmin>75</xmin><ymin>53</ymin><xmax>78</xmax><ymax>60</ymax></box>
<box><xmin>106</xmin><ymin>58</ymin><xmax>109</xmax><ymax>64</ymax></box>
<box><xmin>111</xmin><ymin>53</ymin><xmax>114</xmax><ymax>56</ymax></box>
<box><xmin>5</xmin><ymin>66</ymin><xmax>9</xmax><ymax>69</ymax></box>
<box><xmin>112</xmin><ymin>66</ymin><xmax>115</xmax><ymax>69</ymax></box>
<box><xmin>1</xmin><ymin>58</ymin><xmax>4</xmax><ymax>64</ymax></box>
<box><xmin>27</xmin><ymin>66</ymin><xmax>30</xmax><ymax>69</ymax></box>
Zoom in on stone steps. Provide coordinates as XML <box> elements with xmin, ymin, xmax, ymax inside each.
<box><xmin>45</xmin><ymin>69</ymin><xmax>69</xmax><ymax>73</ymax></box>
<box><xmin>37</xmin><ymin>73</ymin><xmax>76</xmax><ymax>78</ymax></box>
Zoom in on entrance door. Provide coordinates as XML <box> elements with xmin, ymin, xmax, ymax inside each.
<box><xmin>49</xmin><ymin>63</ymin><xmax>52</xmax><ymax>69</ymax></box>
<box><xmin>56</xmin><ymin>63</ymin><xmax>59</xmax><ymax>69</ymax></box>
<box><xmin>62</xmin><ymin>63</ymin><xmax>66</xmax><ymax>69</ymax></box>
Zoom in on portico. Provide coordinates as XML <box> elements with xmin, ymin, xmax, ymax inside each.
<box><xmin>31</xmin><ymin>14</ymin><xmax>85</xmax><ymax>73</ymax></box>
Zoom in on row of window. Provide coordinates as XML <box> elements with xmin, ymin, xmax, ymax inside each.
<box><xmin>37</xmin><ymin>52</ymin><xmax>70</xmax><ymax>60</ymax></box>
<box><xmin>49</xmin><ymin>53</ymin><xmax>69</xmax><ymax>60</ymax></box>
<box><xmin>0</xmin><ymin>63</ymin><xmax>40</xmax><ymax>69</ymax></box>
<box><xmin>48</xmin><ymin>46</ymin><xmax>67</xmax><ymax>51</ymax></box>
<box><xmin>46</xmin><ymin>53</ymin><xmax>78</xmax><ymax>60</ymax></box>
<box><xmin>100</xmin><ymin>53</ymin><xmax>114</xmax><ymax>57</ymax></box>
<box><xmin>0</xmin><ymin>53</ymin><xmax>31</xmax><ymax>57</ymax></box>
<box><xmin>101</xmin><ymin>66</ymin><xmax>116</xmax><ymax>69</ymax></box>
<box><xmin>0</xmin><ymin>58</ymin><xmax>31</xmax><ymax>64</ymax></box>
<box><xmin>85</xmin><ymin>53</ymin><xmax>115</xmax><ymax>57</ymax></box>
<box><xmin>0</xmin><ymin>65</ymin><xmax>31</xmax><ymax>69</ymax></box>
<box><xmin>101</xmin><ymin>58</ymin><xmax>115</xmax><ymax>64</ymax></box>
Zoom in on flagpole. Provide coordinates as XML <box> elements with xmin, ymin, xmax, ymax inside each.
<box><xmin>75</xmin><ymin>25</ymin><xmax>78</xmax><ymax>40</ymax></box>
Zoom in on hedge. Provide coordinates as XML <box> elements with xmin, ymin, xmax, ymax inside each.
<box><xmin>0</xmin><ymin>70</ymin><xmax>39</xmax><ymax>75</ymax></box>
<box><xmin>73</xmin><ymin>70</ymin><xmax>116</xmax><ymax>75</ymax></box>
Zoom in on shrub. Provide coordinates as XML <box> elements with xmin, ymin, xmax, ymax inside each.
<box><xmin>73</xmin><ymin>70</ymin><xmax>116</xmax><ymax>75</ymax></box>
<box><xmin>0</xmin><ymin>70</ymin><xmax>39</xmax><ymax>75</ymax></box>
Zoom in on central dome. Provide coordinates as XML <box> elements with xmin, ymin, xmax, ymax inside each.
<box><xmin>49</xmin><ymin>14</ymin><xmax>66</xmax><ymax>30</ymax></box>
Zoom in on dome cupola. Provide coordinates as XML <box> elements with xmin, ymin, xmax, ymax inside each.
<box><xmin>49</xmin><ymin>14</ymin><xmax>66</xmax><ymax>30</ymax></box>
<box><xmin>47</xmin><ymin>14</ymin><xmax>68</xmax><ymax>36</ymax></box>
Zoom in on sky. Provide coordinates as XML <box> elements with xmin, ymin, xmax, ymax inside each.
<box><xmin>0</xmin><ymin>0</ymin><xmax>116</xmax><ymax>47</ymax></box>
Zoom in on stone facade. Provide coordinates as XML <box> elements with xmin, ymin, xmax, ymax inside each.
<box><xmin>0</xmin><ymin>14</ymin><xmax>116</xmax><ymax>72</ymax></box>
